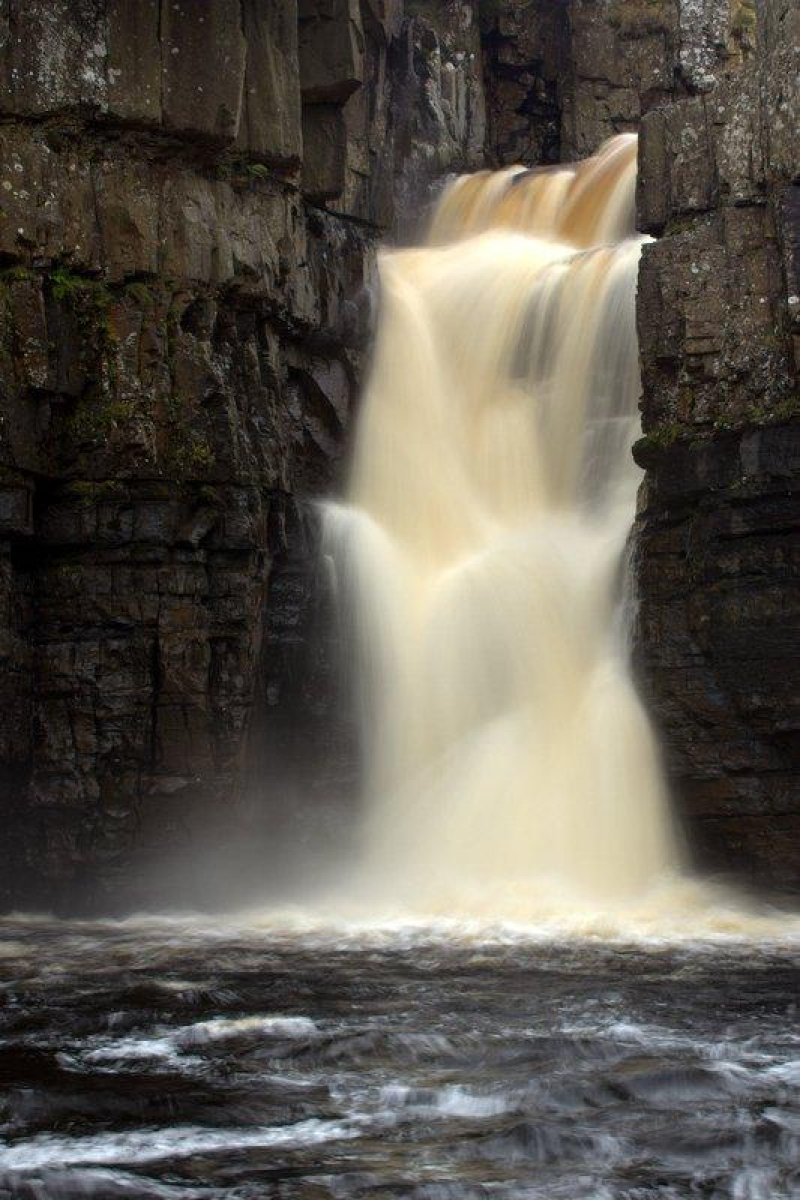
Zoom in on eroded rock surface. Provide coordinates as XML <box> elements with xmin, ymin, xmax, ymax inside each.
<box><xmin>0</xmin><ymin>0</ymin><xmax>487</xmax><ymax>910</ymax></box>
<box><xmin>635</xmin><ymin>0</ymin><xmax>800</xmax><ymax>891</ymax></box>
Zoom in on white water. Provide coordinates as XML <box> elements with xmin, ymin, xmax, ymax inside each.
<box><xmin>322</xmin><ymin>135</ymin><xmax>682</xmax><ymax>918</ymax></box>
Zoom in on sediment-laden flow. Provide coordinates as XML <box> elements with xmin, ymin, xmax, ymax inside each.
<box><xmin>325</xmin><ymin>135</ymin><xmax>679</xmax><ymax>910</ymax></box>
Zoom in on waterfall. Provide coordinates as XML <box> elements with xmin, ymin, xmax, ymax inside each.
<box><xmin>324</xmin><ymin>135</ymin><xmax>681</xmax><ymax>914</ymax></box>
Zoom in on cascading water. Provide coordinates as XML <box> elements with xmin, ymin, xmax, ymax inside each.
<box><xmin>324</xmin><ymin>134</ymin><xmax>681</xmax><ymax>914</ymax></box>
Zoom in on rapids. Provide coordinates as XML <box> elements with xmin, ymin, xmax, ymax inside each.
<box><xmin>0</xmin><ymin>915</ymin><xmax>799</xmax><ymax>1199</ymax></box>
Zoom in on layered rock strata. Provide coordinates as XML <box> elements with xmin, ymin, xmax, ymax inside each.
<box><xmin>0</xmin><ymin>0</ymin><xmax>487</xmax><ymax>909</ymax></box>
<box><xmin>635</xmin><ymin>0</ymin><xmax>800</xmax><ymax>891</ymax></box>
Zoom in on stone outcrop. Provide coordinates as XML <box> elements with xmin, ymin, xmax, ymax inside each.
<box><xmin>480</xmin><ymin>0</ymin><xmax>762</xmax><ymax>164</ymax></box>
<box><xmin>634</xmin><ymin>0</ymin><xmax>800</xmax><ymax>892</ymax></box>
<box><xmin>480</xmin><ymin>0</ymin><xmax>680</xmax><ymax>166</ymax></box>
<box><xmin>479</xmin><ymin>0</ymin><xmax>570</xmax><ymax>166</ymax></box>
<box><xmin>0</xmin><ymin>0</ymin><xmax>487</xmax><ymax>911</ymax></box>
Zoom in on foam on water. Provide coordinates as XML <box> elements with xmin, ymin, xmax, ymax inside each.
<box><xmin>0</xmin><ymin>1119</ymin><xmax>365</xmax><ymax>1172</ymax></box>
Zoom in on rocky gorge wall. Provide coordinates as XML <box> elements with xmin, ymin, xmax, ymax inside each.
<box><xmin>634</xmin><ymin>0</ymin><xmax>800</xmax><ymax>893</ymax></box>
<box><xmin>0</xmin><ymin>0</ymin><xmax>491</xmax><ymax>910</ymax></box>
<box><xmin>0</xmin><ymin>0</ymin><xmax>796</xmax><ymax>909</ymax></box>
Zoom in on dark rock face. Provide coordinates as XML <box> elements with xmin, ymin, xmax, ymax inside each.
<box><xmin>634</xmin><ymin>428</ymin><xmax>800</xmax><ymax>888</ymax></box>
<box><xmin>635</xmin><ymin>0</ymin><xmax>800</xmax><ymax>892</ymax></box>
<box><xmin>480</xmin><ymin>0</ymin><xmax>570</xmax><ymax>166</ymax></box>
<box><xmin>0</xmin><ymin>0</ymin><xmax>796</xmax><ymax>907</ymax></box>
<box><xmin>479</xmin><ymin>0</ymin><xmax>687</xmax><ymax>167</ymax></box>
<box><xmin>0</xmin><ymin>0</ymin><xmax>487</xmax><ymax>911</ymax></box>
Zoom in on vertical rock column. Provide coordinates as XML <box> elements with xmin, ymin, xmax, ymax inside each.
<box><xmin>0</xmin><ymin>0</ymin><xmax>372</xmax><ymax>910</ymax></box>
<box><xmin>634</xmin><ymin>0</ymin><xmax>800</xmax><ymax>890</ymax></box>
<box><xmin>0</xmin><ymin>0</ymin><xmax>490</xmax><ymax>911</ymax></box>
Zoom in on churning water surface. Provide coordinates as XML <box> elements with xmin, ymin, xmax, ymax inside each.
<box><xmin>1</xmin><ymin>913</ymin><xmax>799</xmax><ymax>1199</ymax></box>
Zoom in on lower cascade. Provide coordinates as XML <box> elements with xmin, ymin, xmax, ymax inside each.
<box><xmin>324</xmin><ymin>135</ymin><xmax>681</xmax><ymax>914</ymax></box>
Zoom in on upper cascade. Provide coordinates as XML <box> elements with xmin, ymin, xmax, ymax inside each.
<box><xmin>427</xmin><ymin>133</ymin><xmax>638</xmax><ymax>249</ymax></box>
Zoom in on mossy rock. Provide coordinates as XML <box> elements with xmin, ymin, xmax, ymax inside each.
<box><xmin>63</xmin><ymin>480</ymin><xmax>124</xmax><ymax>506</ymax></box>
<box><xmin>608</xmin><ymin>0</ymin><xmax>673</xmax><ymax>36</ymax></box>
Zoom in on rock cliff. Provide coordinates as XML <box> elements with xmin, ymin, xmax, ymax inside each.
<box><xmin>0</xmin><ymin>0</ymin><xmax>488</xmax><ymax>909</ymax></box>
<box><xmin>0</xmin><ymin>0</ymin><xmax>796</xmax><ymax>908</ymax></box>
<box><xmin>635</xmin><ymin>0</ymin><xmax>800</xmax><ymax>893</ymax></box>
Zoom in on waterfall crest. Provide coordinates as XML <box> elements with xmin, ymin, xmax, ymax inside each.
<box><xmin>325</xmin><ymin>135</ymin><xmax>680</xmax><ymax>913</ymax></box>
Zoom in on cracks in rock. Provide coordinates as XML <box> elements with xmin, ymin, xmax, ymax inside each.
<box><xmin>156</xmin><ymin>0</ymin><xmax>165</xmax><ymax>126</ymax></box>
<box><xmin>149</xmin><ymin>601</ymin><xmax>163</xmax><ymax>776</ymax></box>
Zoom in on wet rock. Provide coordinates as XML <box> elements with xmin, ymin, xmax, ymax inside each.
<box><xmin>634</xmin><ymin>0</ymin><xmax>800</xmax><ymax>892</ymax></box>
<box><xmin>563</xmin><ymin>0</ymin><xmax>679</xmax><ymax>157</ymax></box>
<box><xmin>105</xmin><ymin>0</ymin><xmax>162</xmax><ymax>125</ymax></box>
<box><xmin>161</xmin><ymin>1</ymin><xmax>246</xmax><ymax>141</ymax></box>
<box><xmin>303</xmin><ymin>105</ymin><xmax>349</xmax><ymax>201</ymax></box>
<box><xmin>0</xmin><ymin>0</ymin><xmax>491</xmax><ymax>909</ymax></box>
<box><xmin>480</xmin><ymin>0</ymin><xmax>568</xmax><ymax>165</ymax></box>
<box><xmin>299</xmin><ymin>0</ymin><xmax>365</xmax><ymax>104</ymax></box>
<box><xmin>238</xmin><ymin>0</ymin><xmax>303</xmax><ymax>166</ymax></box>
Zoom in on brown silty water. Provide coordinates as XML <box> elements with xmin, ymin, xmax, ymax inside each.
<box><xmin>324</xmin><ymin>133</ymin><xmax>678</xmax><ymax>916</ymax></box>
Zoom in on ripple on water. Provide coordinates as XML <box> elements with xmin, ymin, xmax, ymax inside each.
<box><xmin>0</xmin><ymin>914</ymin><xmax>798</xmax><ymax>1199</ymax></box>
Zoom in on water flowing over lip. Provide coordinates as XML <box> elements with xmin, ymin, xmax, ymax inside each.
<box><xmin>317</xmin><ymin>133</ymin><xmax>686</xmax><ymax>920</ymax></box>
